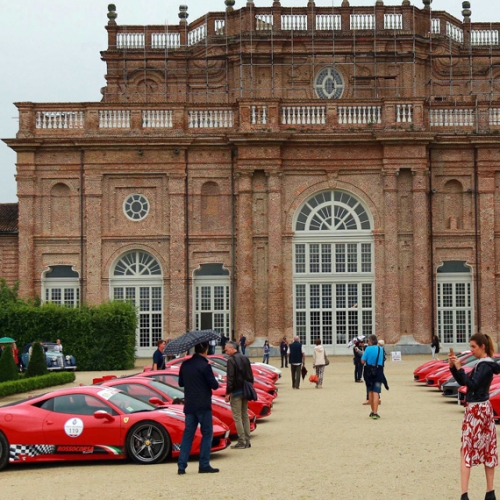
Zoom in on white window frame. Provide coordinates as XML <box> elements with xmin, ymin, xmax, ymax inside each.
<box><xmin>193</xmin><ymin>275</ymin><xmax>231</xmax><ymax>336</ymax></box>
<box><xmin>110</xmin><ymin>251</ymin><xmax>163</xmax><ymax>357</ymax></box>
<box><xmin>43</xmin><ymin>278</ymin><xmax>80</xmax><ymax>307</ymax></box>
<box><xmin>436</xmin><ymin>271</ymin><xmax>474</xmax><ymax>346</ymax></box>
<box><xmin>293</xmin><ymin>191</ymin><xmax>374</xmax><ymax>352</ymax></box>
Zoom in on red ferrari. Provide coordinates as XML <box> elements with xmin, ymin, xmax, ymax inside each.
<box><xmin>139</xmin><ymin>368</ymin><xmax>273</xmax><ymax>419</ymax></box>
<box><xmin>99</xmin><ymin>377</ymin><xmax>257</xmax><ymax>436</ymax></box>
<box><xmin>166</xmin><ymin>356</ymin><xmax>279</xmax><ymax>397</ymax></box>
<box><xmin>0</xmin><ymin>386</ymin><xmax>230</xmax><ymax>471</ymax></box>
<box><xmin>413</xmin><ymin>352</ymin><xmax>473</xmax><ymax>383</ymax></box>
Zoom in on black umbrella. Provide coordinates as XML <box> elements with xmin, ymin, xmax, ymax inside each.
<box><xmin>164</xmin><ymin>330</ymin><xmax>220</xmax><ymax>355</ymax></box>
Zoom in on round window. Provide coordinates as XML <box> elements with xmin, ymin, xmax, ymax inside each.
<box><xmin>123</xmin><ymin>194</ymin><xmax>149</xmax><ymax>221</ymax></box>
<box><xmin>314</xmin><ymin>68</ymin><xmax>345</xmax><ymax>99</ymax></box>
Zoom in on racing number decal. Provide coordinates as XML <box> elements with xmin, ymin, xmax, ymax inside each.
<box><xmin>64</xmin><ymin>418</ymin><xmax>84</xmax><ymax>438</ymax></box>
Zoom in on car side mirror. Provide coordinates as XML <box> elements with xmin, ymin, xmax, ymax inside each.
<box><xmin>149</xmin><ymin>397</ymin><xmax>166</xmax><ymax>406</ymax></box>
<box><xmin>94</xmin><ymin>410</ymin><xmax>115</xmax><ymax>422</ymax></box>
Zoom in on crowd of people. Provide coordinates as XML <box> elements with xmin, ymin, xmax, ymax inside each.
<box><xmin>152</xmin><ymin>329</ymin><xmax>499</xmax><ymax>498</ymax></box>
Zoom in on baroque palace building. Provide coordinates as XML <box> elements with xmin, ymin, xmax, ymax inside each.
<box><xmin>2</xmin><ymin>0</ymin><xmax>500</xmax><ymax>355</ymax></box>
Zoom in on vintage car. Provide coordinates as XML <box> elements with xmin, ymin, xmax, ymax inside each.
<box><xmin>0</xmin><ymin>385</ymin><xmax>230</xmax><ymax>471</ymax></box>
<box><xmin>97</xmin><ymin>376</ymin><xmax>257</xmax><ymax>437</ymax></box>
<box><xmin>20</xmin><ymin>342</ymin><xmax>77</xmax><ymax>371</ymax></box>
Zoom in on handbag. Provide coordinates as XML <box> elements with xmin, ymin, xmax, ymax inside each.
<box><xmin>234</xmin><ymin>354</ymin><xmax>258</xmax><ymax>401</ymax></box>
<box><xmin>364</xmin><ymin>346</ymin><xmax>383</xmax><ymax>380</ymax></box>
<box><xmin>324</xmin><ymin>352</ymin><xmax>330</xmax><ymax>366</ymax></box>
<box><xmin>242</xmin><ymin>380</ymin><xmax>258</xmax><ymax>401</ymax></box>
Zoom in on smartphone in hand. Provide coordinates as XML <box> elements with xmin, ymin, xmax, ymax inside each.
<box><xmin>449</xmin><ymin>347</ymin><xmax>454</xmax><ymax>356</ymax></box>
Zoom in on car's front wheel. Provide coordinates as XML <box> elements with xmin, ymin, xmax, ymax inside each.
<box><xmin>0</xmin><ymin>431</ymin><xmax>9</xmax><ymax>471</ymax></box>
<box><xmin>126</xmin><ymin>420</ymin><xmax>171</xmax><ymax>464</ymax></box>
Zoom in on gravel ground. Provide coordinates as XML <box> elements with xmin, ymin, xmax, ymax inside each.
<box><xmin>0</xmin><ymin>354</ymin><xmax>496</xmax><ymax>500</ymax></box>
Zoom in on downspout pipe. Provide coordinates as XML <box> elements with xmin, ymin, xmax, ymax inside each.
<box><xmin>185</xmin><ymin>148</ymin><xmax>190</xmax><ymax>331</ymax></box>
<box><xmin>473</xmin><ymin>146</ymin><xmax>480</xmax><ymax>332</ymax></box>
<box><xmin>428</xmin><ymin>146</ymin><xmax>435</xmax><ymax>339</ymax></box>
<box><xmin>230</xmin><ymin>148</ymin><xmax>236</xmax><ymax>341</ymax></box>
<box><xmin>79</xmin><ymin>148</ymin><xmax>85</xmax><ymax>305</ymax></box>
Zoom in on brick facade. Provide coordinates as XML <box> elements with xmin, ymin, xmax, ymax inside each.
<box><xmin>3</xmin><ymin>2</ymin><xmax>500</xmax><ymax>354</ymax></box>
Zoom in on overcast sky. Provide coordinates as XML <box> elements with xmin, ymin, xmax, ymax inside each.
<box><xmin>0</xmin><ymin>0</ymin><xmax>493</xmax><ymax>203</ymax></box>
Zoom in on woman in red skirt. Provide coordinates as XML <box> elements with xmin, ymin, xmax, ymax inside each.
<box><xmin>450</xmin><ymin>333</ymin><xmax>500</xmax><ymax>500</ymax></box>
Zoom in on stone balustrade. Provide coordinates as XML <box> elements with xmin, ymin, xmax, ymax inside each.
<box><xmin>429</xmin><ymin>108</ymin><xmax>474</xmax><ymax>127</ymax></box>
<box><xmin>281</xmin><ymin>15</ymin><xmax>307</xmax><ymax>31</ymax></box>
<box><xmin>188</xmin><ymin>109</ymin><xmax>234</xmax><ymax>128</ymax></box>
<box><xmin>338</xmin><ymin>106</ymin><xmax>382</xmax><ymax>125</ymax></box>
<box><xmin>105</xmin><ymin>8</ymin><xmax>500</xmax><ymax>49</ymax></box>
<box><xmin>384</xmin><ymin>14</ymin><xmax>403</xmax><ymax>30</ymax></box>
<box><xmin>281</xmin><ymin>106</ymin><xmax>326</xmax><ymax>126</ymax></box>
<box><xmin>35</xmin><ymin>111</ymin><xmax>85</xmax><ymax>129</ymax></box>
<box><xmin>471</xmin><ymin>30</ymin><xmax>499</xmax><ymax>46</ymax></box>
<box><xmin>19</xmin><ymin>100</ymin><xmax>500</xmax><ymax>137</ymax></box>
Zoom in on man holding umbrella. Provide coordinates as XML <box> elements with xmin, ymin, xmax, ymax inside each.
<box><xmin>177</xmin><ymin>341</ymin><xmax>220</xmax><ymax>474</ymax></box>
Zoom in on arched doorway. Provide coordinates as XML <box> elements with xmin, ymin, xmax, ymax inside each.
<box><xmin>436</xmin><ymin>261</ymin><xmax>474</xmax><ymax>345</ymax></box>
<box><xmin>110</xmin><ymin>250</ymin><xmax>163</xmax><ymax>357</ymax></box>
<box><xmin>293</xmin><ymin>190</ymin><xmax>374</xmax><ymax>349</ymax></box>
<box><xmin>193</xmin><ymin>263</ymin><xmax>231</xmax><ymax>337</ymax></box>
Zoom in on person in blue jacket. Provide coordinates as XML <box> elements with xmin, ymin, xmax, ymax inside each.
<box><xmin>361</xmin><ymin>334</ymin><xmax>388</xmax><ymax>420</ymax></box>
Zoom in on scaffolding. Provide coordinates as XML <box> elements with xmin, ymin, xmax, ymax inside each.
<box><xmin>103</xmin><ymin>1</ymin><xmax>500</xmax><ymax>109</ymax></box>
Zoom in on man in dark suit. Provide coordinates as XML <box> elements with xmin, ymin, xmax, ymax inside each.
<box><xmin>177</xmin><ymin>342</ymin><xmax>220</xmax><ymax>474</ymax></box>
<box><xmin>288</xmin><ymin>336</ymin><xmax>305</xmax><ymax>389</ymax></box>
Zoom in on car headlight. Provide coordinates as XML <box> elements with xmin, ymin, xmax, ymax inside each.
<box><xmin>224</xmin><ymin>431</ymin><xmax>229</xmax><ymax>439</ymax></box>
<box><xmin>51</xmin><ymin>356</ymin><xmax>57</xmax><ymax>362</ymax></box>
<box><xmin>65</xmin><ymin>355</ymin><xmax>70</xmax><ymax>361</ymax></box>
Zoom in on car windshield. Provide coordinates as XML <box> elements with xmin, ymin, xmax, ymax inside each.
<box><xmin>101</xmin><ymin>389</ymin><xmax>157</xmax><ymax>414</ymax></box>
<box><xmin>210</xmin><ymin>357</ymin><xmax>227</xmax><ymax>368</ymax></box>
<box><xmin>148</xmin><ymin>379</ymin><xmax>185</xmax><ymax>400</ymax></box>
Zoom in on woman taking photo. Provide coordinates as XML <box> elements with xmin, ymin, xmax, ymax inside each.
<box><xmin>449</xmin><ymin>333</ymin><xmax>500</xmax><ymax>500</ymax></box>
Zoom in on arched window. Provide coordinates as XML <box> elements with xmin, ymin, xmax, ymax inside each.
<box><xmin>437</xmin><ymin>261</ymin><xmax>474</xmax><ymax>345</ymax></box>
<box><xmin>110</xmin><ymin>251</ymin><xmax>163</xmax><ymax>356</ymax></box>
<box><xmin>293</xmin><ymin>190</ymin><xmax>374</xmax><ymax>349</ymax></box>
<box><xmin>42</xmin><ymin>265</ymin><xmax>80</xmax><ymax>307</ymax></box>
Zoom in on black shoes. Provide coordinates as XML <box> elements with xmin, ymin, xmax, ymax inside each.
<box><xmin>460</xmin><ymin>494</ymin><xmax>469</xmax><ymax>500</ymax></box>
<box><xmin>199</xmin><ymin>466</ymin><xmax>219</xmax><ymax>473</ymax></box>
<box><xmin>178</xmin><ymin>469</ymin><xmax>185</xmax><ymax>475</ymax></box>
<box><xmin>485</xmin><ymin>491</ymin><xmax>496</xmax><ymax>500</ymax></box>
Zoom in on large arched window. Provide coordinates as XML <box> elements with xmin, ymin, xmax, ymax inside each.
<box><xmin>293</xmin><ymin>190</ymin><xmax>374</xmax><ymax>348</ymax></box>
<box><xmin>110</xmin><ymin>251</ymin><xmax>163</xmax><ymax>356</ymax></box>
<box><xmin>437</xmin><ymin>261</ymin><xmax>474</xmax><ymax>345</ymax></box>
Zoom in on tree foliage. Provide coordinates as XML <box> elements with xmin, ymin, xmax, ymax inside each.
<box><xmin>0</xmin><ymin>344</ymin><xmax>19</xmax><ymax>382</ymax></box>
<box><xmin>25</xmin><ymin>341</ymin><xmax>48</xmax><ymax>378</ymax></box>
<box><xmin>0</xmin><ymin>301</ymin><xmax>137</xmax><ymax>371</ymax></box>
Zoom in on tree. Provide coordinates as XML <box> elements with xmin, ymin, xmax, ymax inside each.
<box><xmin>0</xmin><ymin>279</ymin><xmax>20</xmax><ymax>307</ymax></box>
<box><xmin>0</xmin><ymin>344</ymin><xmax>19</xmax><ymax>382</ymax></box>
<box><xmin>25</xmin><ymin>342</ymin><xmax>48</xmax><ymax>378</ymax></box>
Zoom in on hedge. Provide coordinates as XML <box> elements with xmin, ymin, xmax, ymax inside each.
<box><xmin>0</xmin><ymin>371</ymin><xmax>76</xmax><ymax>398</ymax></box>
<box><xmin>0</xmin><ymin>301</ymin><xmax>137</xmax><ymax>371</ymax></box>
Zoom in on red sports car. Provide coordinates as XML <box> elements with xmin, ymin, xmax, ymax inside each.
<box><xmin>208</xmin><ymin>355</ymin><xmax>280</xmax><ymax>383</ymax></box>
<box><xmin>165</xmin><ymin>358</ymin><xmax>278</xmax><ymax>399</ymax></box>
<box><xmin>139</xmin><ymin>368</ymin><xmax>273</xmax><ymax>419</ymax></box>
<box><xmin>0</xmin><ymin>386</ymin><xmax>230</xmax><ymax>471</ymax></box>
<box><xmin>413</xmin><ymin>352</ymin><xmax>473</xmax><ymax>382</ymax></box>
<box><xmin>99</xmin><ymin>377</ymin><xmax>257</xmax><ymax>436</ymax></box>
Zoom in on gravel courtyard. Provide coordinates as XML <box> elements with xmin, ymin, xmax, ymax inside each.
<box><xmin>0</xmin><ymin>354</ymin><xmax>494</xmax><ymax>500</ymax></box>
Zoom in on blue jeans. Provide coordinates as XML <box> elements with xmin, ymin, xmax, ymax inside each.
<box><xmin>177</xmin><ymin>410</ymin><xmax>213</xmax><ymax>471</ymax></box>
